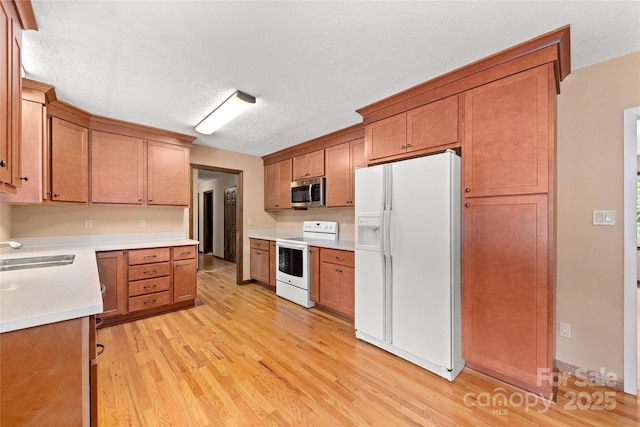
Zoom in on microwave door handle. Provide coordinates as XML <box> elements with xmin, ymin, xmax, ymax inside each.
<box><xmin>309</xmin><ymin>184</ymin><xmax>313</xmax><ymax>203</ymax></box>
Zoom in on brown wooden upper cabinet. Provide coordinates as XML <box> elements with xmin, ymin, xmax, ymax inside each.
<box><xmin>48</xmin><ymin>117</ymin><xmax>89</xmax><ymax>203</ymax></box>
<box><xmin>0</xmin><ymin>98</ymin><xmax>45</xmax><ymax>203</ymax></box>
<box><xmin>91</xmin><ymin>133</ymin><xmax>190</xmax><ymax>207</ymax></box>
<box><xmin>292</xmin><ymin>149</ymin><xmax>324</xmax><ymax>180</ymax></box>
<box><xmin>0</xmin><ymin>1</ymin><xmax>28</xmax><ymax>194</ymax></box>
<box><xmin>365</xmin><ymin>95</ymin><xmax>459</xmax><ymax>163</ymax></box>
<box><xmin>462</xmin><ymin>67</ymin><xmax>549</xmax><ymax>198</ymax></box>
<box><xmin>325</xmin><ymin>138</ymin><xmax>365</xmax><ymax>207</ymax></box>
<box><xmin>91</xmin><ymin>131</ymin><xmax>145</xmax><ymax>205</ymax></box>
<box><xmin>264</xmin><ymin>158</ymin><xmax>292</xmax><ymax>210</ymax></box>
<box><xmin>147</xmin><ymin>140</ymin><xmax>190</xmax><ymax>206</ymax></box>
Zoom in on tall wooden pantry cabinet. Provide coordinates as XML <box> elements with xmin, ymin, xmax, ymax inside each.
<box><xmin>357</xmin><ymin>26</ymin><xmax>570</xmax><ymax>399</ymax></box>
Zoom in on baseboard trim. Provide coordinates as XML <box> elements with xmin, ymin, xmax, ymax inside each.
<box><xmin>555</xmin><ymin>359</ymin><xmax>624</xmax><ymax>392</ymax></box>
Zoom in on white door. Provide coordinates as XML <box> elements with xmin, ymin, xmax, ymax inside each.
<box><xmin>355</xmin><ymin>164</ymin><xmax>385</xmax><ymax>341</ymax></box>
<box><xmin>389</xmin><ymin>152</ymin><xmax>456</xmax><ymax>369</ymax></box>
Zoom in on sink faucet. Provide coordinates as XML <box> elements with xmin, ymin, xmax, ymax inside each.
<box><xmin>0</xmin><ymin>241</ymin><xmax>23</xmax><ymax>249</ymax></box>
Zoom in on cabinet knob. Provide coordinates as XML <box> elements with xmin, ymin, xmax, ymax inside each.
<box><xmin>465</xmin><ymin>203</ymin><xmax>470</xmax><ymax>208</ymax></box>
<box><xmin>0</xmin><ymin>160</ymin><xmax>5</xmax><ymax>168</ymax></box>
<box><xmin>148</xmin><ymin>199</ymin><xmax>153</xmax><ymax>202</ymax></box>
<box><xmin>465</xmin><ymin>188</ymin><xmax>470</xmax><ymax>192</ymax></box>
<box><xmin>406</xmin><ymin>143</ymin><xmax>412</xmax><ymax>148</ymax></box>
<box><xmin>400</xmin><ymin>145</ymin><xmax>406</xmax><ymax>149</ymax></box>
<box><xmin>138</xmin><ymin>198</ymin><xmax>143</xmax><ymax>202</ymax></box>
<box><xmin>19</xmin><ymin>176</ymin><xmax>28</xmax><ymax>181</ymax></box>
<box><xmin>53</xmin><ymin>193</ymin><xmax>60</xmax><ymax>198</ymax></box>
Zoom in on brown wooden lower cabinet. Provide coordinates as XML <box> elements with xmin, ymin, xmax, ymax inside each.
<box><xmin>250</xmin><ymin>238</ymin><xmax>273</xmax><ymax>287</ymax></box>
<box><xmin>0</xmin><ymin>316</ymin><xmax>96</xmax><ymax>426</ymax></box>
<box><xmin>316</xmin><ymin>248</ymin><xmax>355</xmax><ymax>320</ymax></box>
<box><xmin>96</xmin><ymin>244</ymin><xmax>197</xmax><ymax>326</ymax></box>
<box><xmin>462</xmin><ymin>194</ymin><xmax>553</xmax><ymax>398</ymax></box>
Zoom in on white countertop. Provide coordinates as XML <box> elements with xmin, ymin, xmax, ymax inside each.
<box><xmin>248</xmin><ymin>229</ymin><xmax>355</xmax><ymax>251</ymax></box>
<box><xmin>0</xmin><ymin>233</ymin><xmax>198</xmax><ymax>334</ymax></box>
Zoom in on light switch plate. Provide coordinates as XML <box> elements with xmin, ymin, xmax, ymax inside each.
<box><xmin>84</xmin><ymin>218</ymin><xmax>92</xmax><ymax>229</ymax></box>
<box><xmin>593</xmin><ymin>210</ymin><xmax>615</xmax><ymax>226</ymax></box>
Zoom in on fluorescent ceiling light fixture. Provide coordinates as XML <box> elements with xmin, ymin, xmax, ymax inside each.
<box><xmin>195</xmin><ymin>90</ymin><xmax>256</xmax><ymax>135</ymax></box>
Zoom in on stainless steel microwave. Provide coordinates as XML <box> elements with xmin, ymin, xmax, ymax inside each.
<box><xmin>290</xmin><ymin>177</ymin><xmax>325</xmax><ymax>208</ymax></box>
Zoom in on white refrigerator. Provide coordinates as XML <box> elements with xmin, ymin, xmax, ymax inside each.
<box><xmin>354</xmin><ymin>150</ymin><xmax>464</xmax><ymax>381</ymax></box>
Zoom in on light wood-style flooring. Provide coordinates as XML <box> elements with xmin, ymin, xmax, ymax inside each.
<box><xmin>97</xmin><ymin>255</ymin><xmax>640</xmax><ymax>426</ymax></box>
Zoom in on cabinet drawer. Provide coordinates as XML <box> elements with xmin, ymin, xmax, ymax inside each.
<box><xmin>128</xmin><ymin>247</ymin><xmax>170</xmax><ymax>265</ymax></box>
<box><xmin>320</xmin><ymin>248</ymin><xmax>354</xmax><ymax>267</ymax></box>
<box><xmin>128</xmin><ymin>290</ymin><xmax>171</xmax><ymax>312</ymax></box>
<box><xmin>128</xmin><ymin>276</ymin><xmax>171</xmax><ymax>297</ymax></box>
<box><xmin>250</xmin><ymin>239</ymin><xmax>270</xmax><ymax>250</ymax></box>
<box><xmin>173</xmin><ymin>245</ymin><xmax>196</xmax><ymax>260</ymax></box>
<box><xmin>128</xmin><ymin>262</ymin><xmax>170</xmax><ymax>281</ymax></box>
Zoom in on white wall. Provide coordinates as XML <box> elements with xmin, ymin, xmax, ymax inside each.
<box><xmin>556</xmin><ymin>51</ymin><xmax>640</xmax><ymax>379</ymax></box>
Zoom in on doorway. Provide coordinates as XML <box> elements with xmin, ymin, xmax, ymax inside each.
<box><xmin>191</xmin><ymin>165</ymin><xmax>243</xmax><ymax>286</ymax></box>
<box><xmin>203</xmin><ymin>190</ymin><xmax>213</xmax><ymax>253</ymax></box>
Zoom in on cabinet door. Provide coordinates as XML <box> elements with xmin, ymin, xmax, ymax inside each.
<box><xmin>174</xmin><ymin>258</ymin><xmax>197</xmax><ymax>302</ymax></box>
<box><xmin>365</xmin><ymin>113</ymin><xmax>407</xmax><ymax>162</ymax></box>
<box><xmin>407</xmin><ymin>95</ymin><xmax>458</xmax><ymax>152</ymax></box>
<box><xmin>338</xmin><ymin>264</ymin><xmax>355</xmax><ymax>319</ymax></box>
<box><xmin>0</xmin><ymin>3</ymin><xmax>22</xmax><ymax>193</ymax></box>
<box><xmin>0</xmin><ymin>99</ymin><xmax>44</xmax><ymax>203</ymax></box>
<box><xmin>147</xmin><ymin>140</ymin><xmax>190</xmax><ymax>206</ymax></box>
<box><xmin>324</xmin><ymin>142</ymin><xmax>351</xmax><ymax>207</ymax></box>
<box><xmin>319</xmin><ymin>261</ymin><xmax>340</xmax><ymax>310</ymax></box>
<box><xmin>91</xmin><ymin>131</ymin><xmax>144</xmax><ymax>204</ymax></box>
<box><xmin>49</xmin><ymin>117</ymin><xmax>89</xmax><ymax>203</ymax></box>
<box><xmin>350</xmin><ymin>139</ymin><xmax>365</xmax><ymax>205</ymax></box>
<box><xmin>250</xmin><ymin>248</ymin><xmax>270</xmax><ymax>283</ymax></box>
<box><xmin>462</xmin><ymin>194</ymin><xmax>553</xmax><ymax>398</ymax></box>
<box><xmin>0</xmin><ymin>3</ymin><xmax>10</xmax><ymax>186</ymax></box>
<box><xmin>463</xmin><ymin>66</ymin><xmax>550</xmax><ymax>197</ymax></box>
<box><xmin>293</xmin><ymin>150</ymin><xmax>324</xmax><ymax>180</ymax></box>
<box><xmin>96</xmin><ymin>251</ymin><xmax>126</xmax><ymax>318</ymax></box>
<box><xmin>264</xmin><ymin>158</ymin><xmax>292</xmax><ymax>210</ymax></box>
<box><xmin>264</xmin><ymin>162</ymin><xmax>278</xmax><ymax>210</ymax></box>
<box><xmin>309</xmin><ymin>246</ymin><xmax>320</xmax><ymax>302</ymax></box>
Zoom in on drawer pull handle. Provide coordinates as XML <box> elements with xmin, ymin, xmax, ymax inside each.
<box><xmin>335</xmin><ymin>268</ymin><xmax>343</xmax><ymax>273</ymax></box>
<box><xmin>97</xmin><ymin>344</ymin><xmax>105</xmax><ymax>356</ymax></box>
<box><xmin>143</xmin><ymin>269</ymin><xmax>156</xmax><ymax>274</ymax></box>
<box><xmin>143</xmin><ymin>299</ymin><xmax>157</xmax><ymax>305</ymax></box>
<box><xmin>336</xmin><ymin>256</ymin><xmax>344</xmax><ymax>261</ymax></box>
<box><xmin>143</xmin><ymin>255</ymin><xmax>157</xmax><ymax>259</ymax></box>
<box><xmin>143</xmin><ymin>284</ymin><xmax>157</xmax><ymax>289</ymax></box>
<box><xmin>179</xmin><ymin>251</ymin><xmax>191</xmax><ymax>255</ymax></box>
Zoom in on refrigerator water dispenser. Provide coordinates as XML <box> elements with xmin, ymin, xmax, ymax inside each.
<box><xmin>356</xmin><ymin>216</ymin><xmax>381</xmax><ymax>248</ymax></box>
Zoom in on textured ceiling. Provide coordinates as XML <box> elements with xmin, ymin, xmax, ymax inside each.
<box><xmin>23</xmin><ymin>1</ymin><xmax>640</xmax><ymax>157</ymax></box>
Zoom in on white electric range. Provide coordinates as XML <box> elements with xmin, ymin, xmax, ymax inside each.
<box><xmin>275</xmin><ymin>221</ymin><xmax>339</xmax><ymax>307</ymax></box>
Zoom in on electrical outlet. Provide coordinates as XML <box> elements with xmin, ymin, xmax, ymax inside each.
<box><xmin>139</xmin><ymin>219</ymin><xmax>145</xmax><ymax>228</ymax></box>
<box><xmin>559</xmin><ymin>322</ymin><xmax>571</xmax><ymax>338</ymax></box>
<box><xmin>84</xmin><ymin>218</ymin><xmax>93</xmax><ymax>229</ymax></box>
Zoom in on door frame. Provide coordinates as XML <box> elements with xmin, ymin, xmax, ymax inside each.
<box><xmin>623</xmin><ymin>106</ymin><xmax>640</xmax><ymax>395</ymax></box>
<box><xmin>190</xmin><ymin>164</ymin><xmax>243</xmax><ymax>286</ymax></box>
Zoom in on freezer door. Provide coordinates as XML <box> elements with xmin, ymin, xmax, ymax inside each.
<box><xmin>354</xmin><ymin>165</ymin><xmax>385</xmax><ymax>341</ymax></box>
<box><xmin>389</xmin><ymin>152</ymin><xmax>460</xmax><ymax>370</ymax></box>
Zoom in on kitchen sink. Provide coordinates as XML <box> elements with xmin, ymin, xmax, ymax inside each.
<box><xmin>0</xmin><ymin>254</ymin><xmax>76</xmax><ymax>272</ymax></box>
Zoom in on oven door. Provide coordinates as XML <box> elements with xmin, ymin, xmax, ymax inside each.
<box><xmin>276</xmin><ymin>241</ymin><xmax>309</xmax><ymax>290</ymax></box>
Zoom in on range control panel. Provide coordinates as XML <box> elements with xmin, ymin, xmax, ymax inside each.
<box><xmin>303</xmin><ymin>221</ymin><xmax>338</xmax><ymax>235</ymax></box>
